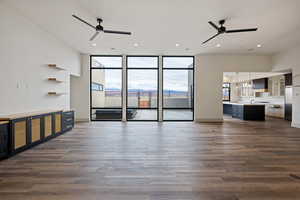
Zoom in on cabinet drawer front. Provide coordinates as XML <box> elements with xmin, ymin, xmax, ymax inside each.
<box><xmin>63</xmin><ymin>111</ymin><xmax>74</xmax><ymax>118</ymax></box>
<box><xmin>64</xmin><ymin>124</ymin><xmax>73</xmax><ymax>130</ymax></box>
<box><xmin>63</xmin><ymin>117</ymin><xmax>74</xmax><ymax>124</ymax></box>
<box><xmin>31</xmin><ymin>118</ymin><xmax>41</xmax><ymax>142</ymax></box>
<box><xmin>44</xmin><ymin>115</ymin><xmax>52</xmax><ymax>137</ymax></box>
<box><xmin>14</xmin><ymin>121</ymin><xmax>27</xmax><ymax>149</ymax></box>
<box><xmin>55</xmin><ymin>114</ymin><xmax>62</xmax><ymax>134</ymax></box>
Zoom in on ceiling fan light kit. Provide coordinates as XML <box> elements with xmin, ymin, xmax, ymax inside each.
<box><xmin>202</xmin><ymin>19</ymin><xmax>258</xmax><ymax>44</ymax></box>
<box><xmin>72</xmin><ymin>15</ymin><xmax>132</xmax><ymax>41</ymax></box>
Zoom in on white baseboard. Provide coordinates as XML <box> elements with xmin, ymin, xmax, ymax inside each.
<box><xmin>292</xmin><ymin>122</ymin><xmax>300</xmax><ymax>128</ymax></box>
<box><xmin>195</xmin><ymin>118</ymin><xmax>224</xmax><ymax>123</ymax></box>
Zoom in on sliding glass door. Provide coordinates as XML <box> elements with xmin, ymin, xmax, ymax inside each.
<box><xmin>127</xmin><ymin>56</ymin><xmax>158</xmax><ymax>121</ymax></box>
<box><xmin>90</xmin><ymin>55</ymin><xmax>194</xmax><ymax>121</ymax></box>
<box><xmin>163</xmin><ymin>56</ymin><xmax>194</xmax><ymax>121</ymax></box>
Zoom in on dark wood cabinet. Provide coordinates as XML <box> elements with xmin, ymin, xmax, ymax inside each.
<box><xmin>285</xmin><ymin>104</ymin><xmax>292</xmax><ymax>121</ymax></box>
<box><xmin>223</xmin><ymin>103</ymin><xmax>232</xmax><ymax>115</ymax></box>
<box><xmin>232</xmin><ymin>104</ymin><xmax>244</xmax><ymax>119</ymax></box>
<box><xmin>226</xmin><ymin>103</ymin><xmax>265</xmax><ymax>121</ymax></box>
<box><xmin>62</xmin><ymin>111</ymin><xmax>74</xmax><ymax>132</ymax></box>
<box><xmin>0</xmin><ymin>122</ymin><xmax>9</xmax><ymax>159</ymax></box>
<box><xmin>285</xmin><ymin>73</ymin><xmax>293</xmax><ymax>86</ymax></box>
<box><xmin>0</xmin><ymin>110</ymin><xmax>74</xmax><ymax>159</ymax></box>
<box><xmin>253</xmin><ymin>78</ymin><xmax>268</xmax><ymax>90</ymax></box>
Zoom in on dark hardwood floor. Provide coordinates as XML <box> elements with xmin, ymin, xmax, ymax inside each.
<box><xmin>1</xmin><ymin>118</ymin><xmax>300</xmax><ymax>200</ymax></box>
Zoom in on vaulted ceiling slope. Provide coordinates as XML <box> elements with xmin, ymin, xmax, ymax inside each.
<box><xmin>3</xmin><ymin>0</ymin><xmax>300</xmax><ymax>55</ymax></box>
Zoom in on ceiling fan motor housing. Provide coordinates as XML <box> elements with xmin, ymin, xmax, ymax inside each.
<box><xmin>96</xmin><ymin>18</ymin><xmax>104</xmax><ymax>31</ymax></box>
<box><xmin>219</xmin><ymin>26</ymin><xmax>226</xmax><ymax>33</ymax></box>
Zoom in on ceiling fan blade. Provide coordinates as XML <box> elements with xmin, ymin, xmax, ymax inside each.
<box><xmin>72</xmin><ymin>14</ymin><xmax>96</xmax><ymax>30</ymax></box>
<box><xmin>104</xmin><ymin>29</ymin><xmax>132</xmax><ymax>35</ymax></box>
<box><xmin>208</xmin><ymin>21</ymin><xmax>219</xmax><ymax>30</ymax></box>
<box><xmin>90</xmin><ymin>32</ymin><xmax>100</xmax><ymax>41</ymax></box>
<box><xmin>202</xmin><ymin>33</ymin><xmax>220</xmax><ymax>44</ymax></box>
<box><xmin>226</xmin><ymin>28</ymin><xmax>258</xmax><ymax>33</ymax></box>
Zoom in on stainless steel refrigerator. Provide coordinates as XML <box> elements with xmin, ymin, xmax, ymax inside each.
<box><xmin>285</xmin><ymin>86</ymin><xmax>292</xmax><ymax>121</ymax></box>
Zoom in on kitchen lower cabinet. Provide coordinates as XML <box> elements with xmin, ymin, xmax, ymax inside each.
<box><xmin>224</xmin><ymin>103</ymin><xmax>265</xmax><ymax>121</ymax></box>
<box><xmin>54</xmin><ymin>112</ymin><xmax>62</xmax><ymax>134</ymax></box>
<box><xmin>62</xmin><ymin>111</ymin><xmax>74</xmax><ymax>132</ymax></box>
<box><xmin>223</xmin><ymin>103</ymin><xmax>232</xmax><ymax>115</ymax></box>
<box><xmin>44</xmin><ymin>114</ymin><xmax>53</xmax><ymax>138</ymax></box>
<box><xmin>0</xmin><ymin>110</ymin><xmax>74</xmax><ymax>159</ymax></box>
<box><xmin>30</xmin><ymin>115</ymin><xmax>43</xmax><ymax>144</ymax></box>
<box><xmin>11</xmin><ymin>118</ymin><xmax>29</xmax><ymax>152</ymax></box>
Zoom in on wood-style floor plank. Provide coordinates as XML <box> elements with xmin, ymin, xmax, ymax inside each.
<box><xmin>1</xmin><ymin>117</ymin><xmax>300</xmax><ymax>200</ymax></box>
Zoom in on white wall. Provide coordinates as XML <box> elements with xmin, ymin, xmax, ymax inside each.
<box><xmin>272</xmin><ymin>45</ymin><xmax>300</xmax><ymax>128</ymax></box>
<box><xmin>0</xmin><ymin>3</ymin><xmax>80</xmax><ymax>115</ymax></box>
<box><xmin>91</xmin><ymin>70</ymin><xmax>105</xmax><ymax>107</ymax></box>
<box><xmin>70</xmin><ymin>54</ymin><xmax>90</xmax><ymax>121</ymax></box>
<box><xmin>195</xmin><ymin>54</ymin><xmax>272</xmax><ymax>122</ymax></box>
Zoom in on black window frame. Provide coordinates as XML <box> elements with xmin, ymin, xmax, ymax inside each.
<box><xmin>222</xmin><ymin>82</ymin><xmax>231</xmax><ymax>102</ymax></box>
<box><xmin>90</xmin><ymin>55</ymin><xmax>123</xmax><ymax>121</ymax></box>
<box><xmin>126</xmin><ymin>55</ymin><xmax>159</xmax><ymax>121</ymax></box>
<box><xmin>162</xmin><ymin>56</ymin><xmax>195</xmax><ymax>121</ymax></box>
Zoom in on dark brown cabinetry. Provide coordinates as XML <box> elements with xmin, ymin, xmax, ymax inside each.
<box><xmin>285</xmin><ymin>73</ymin><xmax>293</xmax><ymax>86</ymax></box>
<box><xmin>0</xmin><ymin>110</ymin><xmax>74</xmax><ymax>159</ymax></box>
<box><xmin>253</xmin><ymin>78</ymin><xmax>268</xmax><ymax>90</ymax></box>
<box><xmin>224</xmin><ymin>103</ymin><xmax>265</xmax><ymax>121</ymax></box>
<box><xmin>0</xmin><ymin>122</ymin><xmax>9</xmax><ymax>159</ymax></box>
<box><xmin>62</xmin><ymin>111</ymin><xmax>74</xmax><ymax>132</ymax></box>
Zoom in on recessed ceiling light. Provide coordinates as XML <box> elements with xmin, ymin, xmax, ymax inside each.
<box><xmin>134</xmin><ymin>43</ymin><xmax>139</xmax><ymax>47</ymax></box>
<box><xmin>91</xmin><ymin>43</ymin><xmax>97</xmax><ymax>47</ymax></box>
<box><xmin>216</xmin><ymin>44</ymin><xmax>221</xmax><ymax>48</ymax></box>
<box><xmin>257</xmin><ymin>44</ymin><xmax>262</xmax><ymax>48</ymax></box>
<box><xmin>175</xmin><ymin>43</ymin><xmax>180</xmax><ymax>47</ymax></box>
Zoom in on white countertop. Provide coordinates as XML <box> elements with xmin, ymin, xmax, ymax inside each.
<box><xmin>223</xmin><ymin>102</ymin><xmax>266</xmax><ymax>106</ymax></box>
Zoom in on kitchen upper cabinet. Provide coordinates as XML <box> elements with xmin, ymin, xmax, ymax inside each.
<box><xmin>285</xmin><ymin>73</ymin><xmax>293</xmax><ymax>86</ymax></box>
<box><xmin>268</xmin><ymin>75</ymin><xmax>285</xmax><ymax>97</ymax></box>
<box><xmin>253</xmin><ymin>78</ymin><xmax>268</xmax><ymax>90</ymax></box>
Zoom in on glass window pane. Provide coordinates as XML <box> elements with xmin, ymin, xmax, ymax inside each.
<box><xmin>127</xmin><ymin>109</ymin><xmax>157</xmax><ymax>121</ymax></box>
<box><xmin>92</xmin><ymin>56</ymin><xmax>122</xmax><ymax>68</ymax></box>
<box><xmin>163</xmin><ymin>57</ymin><xmax>193</xmax><ymax>68</ymax></box>
<box><xmin>163</xmin><ymin>109</ymin><xmax>193</xmax><ymax>120</ymax></box>
<box><xmin>91</xmin><ymin>109</ymin><xmax>122</xmax><ymax>120</ymax></box>
<box><xmin>127</xmin><ymin>70</ymin><xmax>158</xmax><ymax>108</ymax></box>
<box><xmin>127</xmin><ymin>57</ymin><xmax>158</xmax><ymax>68</ymax></box>
<box><xmin>163</xmin><ymin>70</ymin><xmax>193</xmax><ymax>108</ymax></box>
<box><xmin>91</xmin><ymin>69</ymin><xmax>122</xmax><ymax>108</ymax></box>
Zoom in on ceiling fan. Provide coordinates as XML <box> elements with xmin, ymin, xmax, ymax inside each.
<box><xmin>72</xmin><ymin>15</ymin><xmax>132</xmax><ymax>41</ymax></box>
<box><xmin>202</xmin><ymin>19</ymin><xmax>258</xmax><ymax>44</ymax></box>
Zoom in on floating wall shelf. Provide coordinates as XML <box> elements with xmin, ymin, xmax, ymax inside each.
<box><xmin>48</xmin><ymin>78</ymin><xmax>64</xmax><ymax>83</ymax></box>
<box><xmin>48</xmin><ymin>64</ymin><xmax>65</xmax><ymax>71</ymax></box>
<box><xmin>47</xmin><ymin>92</ymin><xmax>67</xmax><ymax>96</ymax></box>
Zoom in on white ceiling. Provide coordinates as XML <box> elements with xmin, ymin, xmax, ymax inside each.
<box><xmin>3</xmin><ymin>0</ymin><xmax>300</xmax><ymax>55</ymax></box>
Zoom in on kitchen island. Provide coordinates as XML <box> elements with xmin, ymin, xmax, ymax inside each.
<box><xmin>223</xmin><ymin>102</ymin><xmax>265</xmax><ymax>121</ymax></box>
